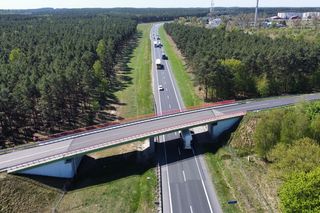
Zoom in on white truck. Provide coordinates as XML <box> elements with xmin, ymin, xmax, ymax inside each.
<box><xmin>156</xmin><ymin>59</ymin><xmax>163</xmax><ymax>69</ymax></box>
<box><xmin>180</xmin><ymin>129</ymin><xmax>193</xmax><ymax>149</ymax></box>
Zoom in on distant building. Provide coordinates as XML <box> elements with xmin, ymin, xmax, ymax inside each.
<box><xmin>277</xmin><ymin>12</ymin><xmax>302</xmax><ymax>19</ymax></box>
<box><xmin>303</xmin><ymin>12</ymin><xmax>320</xmax><ymax>19</ymax></box>
<box><xmin>208</xmin><ymin>18</ymin><xmax>222</xmax><ymax>28</ymax></box>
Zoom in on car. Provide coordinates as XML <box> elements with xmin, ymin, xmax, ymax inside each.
<box><xmin>161</xmin><ymin>53</ymin><xmax>168</xmax><ymax>60</ymax></box>
<box><xmin>158</xmin><ymin>85</ymin><xmax>164</xmax><ymax>91</ymax></box>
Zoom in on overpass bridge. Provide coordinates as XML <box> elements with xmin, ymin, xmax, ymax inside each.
<box><xmin>0</xmin><ymin>93</ymin><xmax>319</xmax><ymax>178</ymax></box>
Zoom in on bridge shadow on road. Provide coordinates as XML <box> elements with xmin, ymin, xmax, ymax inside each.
<box><xmin>157</xmin><ymin>129</ymin><xmax>236</xmax><ymax>168</ymax></box>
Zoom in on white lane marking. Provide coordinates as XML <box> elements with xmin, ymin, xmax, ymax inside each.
<box><xmin>1</xmin><ymin>144</ymin><xmax>70</xmax><ymax>163</ymax></box>
<box><xmin>192</xmin><ymin>148</ymin><xmax>213</xmax><ymax>213</ymax></box>
<box><xmin>169</xmin><ymin>104</ymin><xmax>172</xmax><ymax>109</ymax></box>
<box><xmin>178</xmin><ymin>146</ymin><xmax>181</xmax><ymax>155</ymax></box>
<box><xmin>167</xmin><ymin>95</ymin><xmax>170</xmax><ymax>99</ymax></box>
<box><xmin>165</xmin><ymin>60</ymin><xmax>182</xmax><ymax>111</ymax></box>
<box><xmin>182</xmin><ymin>170</ymin><xmax>187</xmax><ymax>182</ymax></box>
<box><xmin>157</xmin><ymin>25</ymin><xmax>173</xmax><ymax>213</ymax></box>
<box><xmin>155</xmin><ymin>55</ymin><xmax>162</xmax><ymax>115</ymax></box>
<box><xmin>190</xmin><ymin>205</ymin><xmax>194</xmax><ymax>213</ymax></box>
<box><xmin>163</xmin><ymin>135</ymin><xmax>173</xmax><ymax>213</ymax></box>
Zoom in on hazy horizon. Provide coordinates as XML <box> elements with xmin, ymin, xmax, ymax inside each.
<box><xmin>0</xmin><ymin>0</ymin><xmax>319</xmax><ymax>10</ymax></box>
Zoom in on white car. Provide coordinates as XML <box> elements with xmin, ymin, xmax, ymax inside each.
<box><xmin>158</xmin><ymin>85</ymin><xmax>164</xmax><ymax>91</ymax></box>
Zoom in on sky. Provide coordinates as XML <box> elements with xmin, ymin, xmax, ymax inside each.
<box><xmin>0</xmin><ymin>0</ymin><xmax>319</xmax><ymax>9</ymax></box>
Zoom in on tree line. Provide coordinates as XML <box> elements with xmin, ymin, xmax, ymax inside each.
<box><xmin>164</xmin><ymin>23</ymin><xmax>320</xmax><ymax>101</ymax></box>
<box><xmin>0</xmin><ymin>8</ymin><xmax>209</xmax><ymax>23</ymax></box>
<box><xmin>253</xmin><ymin>102</ymin><xmax>320</xmax><ymax>212</ymax></box>
<box><xmin>0</xmin><ymin>15</ymin><xmax>137</xmax><ymax>146</ymax></box>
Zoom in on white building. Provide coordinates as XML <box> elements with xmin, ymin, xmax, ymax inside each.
<box><xmin>303</xmin><ymin>12</ymin><xmax>320</xmax><ymax>19</ymax></box>
<box><xmin>277</xmin><ymin>12</ymin><xmax>302</xmax><ymax>19</ymax></box>
<box><xmin>208</xmin><ymin>18</ymin><xmax>222</xmax><ymax>28</ymax></box>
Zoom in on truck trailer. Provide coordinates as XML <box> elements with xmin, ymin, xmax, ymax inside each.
<box><xmin>156</xmin><ymin>59</ymin><xmax>163</xmax><ymax>69</ymax></box>
<box><xmin>180</xmin><ymin>129</ymin><xmax>193</xmax><ymax>150</ymax></box>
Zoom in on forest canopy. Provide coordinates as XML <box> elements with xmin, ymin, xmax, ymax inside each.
<box><xmin>0</xmin><ymin>15</ymin><xmax>137</xmax><ymax>146</ymax></box>
<box><xmin>164</xmin><ymin>22</ymin><xmax>320</xmax><ymax>100</ymax></box>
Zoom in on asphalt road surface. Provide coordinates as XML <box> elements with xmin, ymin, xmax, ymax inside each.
<box><xmin>151</xmin><ymin>23</ymin><xmax>222</xmax><ymax>213</ymax></box>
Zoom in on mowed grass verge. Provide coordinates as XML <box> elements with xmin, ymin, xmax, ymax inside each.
<box><xmin>116</xmin><ymin>23</ymin><xmax>154</xmax><ymax>118</ymax></box>
<box><xmin>58</xmin><ymin>156</ymin><xmax>156</xmax><ymax>213</ymax></box>
<box><xmin>0</xmin><ymin>173</ymin><xmax>61</xmax><ymax>213</ymax></box>
<box><xmin>57</xmin><ymin>24</ymin><xmax>157</xmax><ymax>213</ymax></box>
<box><xmin>205</xmin><ymin>146</ymin><xmax>279</xmax><ymax>213</ymax></box>
<box><xmin>159</xmin><ymin>25</ymin><xmax>202</xmax><ymax>107</ymax></box>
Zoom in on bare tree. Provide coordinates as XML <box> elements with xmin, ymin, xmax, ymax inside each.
<box><xmin>311</xmin><ymin>16</ymin><xmax>319</xmax><ymax>30</ymax></box>
<box><xmin>236</xmin><ymin>13</ymin><xmax>254</xmax><ymax>30</ymax></box>
<box><xmin>291</xmin><ymin>18</ymin><xmax>302</xmax><ymax>29</ymax></box>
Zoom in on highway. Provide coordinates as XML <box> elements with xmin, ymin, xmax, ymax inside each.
<box><xmin>151</xmin><ymin>23</ymin><xmax>222</xmax><ymax>213</ymax></box>
<box><xmin>0</xmin><ymin>24</ymin><xmax>319</xmax><ymax>212</ymax></box>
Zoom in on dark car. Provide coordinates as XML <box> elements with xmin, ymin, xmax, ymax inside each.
<box><xmin>161</xmin><ymin>53</ymin><xmax>168</xmax><ymax>60</ymax></box>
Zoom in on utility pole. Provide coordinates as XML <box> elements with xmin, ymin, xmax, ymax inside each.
<box><xmin>210</xmin><ymin>0</ymin><xmax>214</xmax><ymax>16</ymax></box>
<box><xmin>254</xmin><ymin>0</ymin><xmax>259</xmax><ymax>28</ymax></box>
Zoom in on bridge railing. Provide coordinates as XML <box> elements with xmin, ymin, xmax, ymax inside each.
<box><xmin>0</xmin><ymin>100</ymin><xmax>236</xmax><ymax>155</ymax></box>
<box><xmin>5</xmin><ymin>111</ymin><xmax>246</xmax><ymax>173</ymax></box>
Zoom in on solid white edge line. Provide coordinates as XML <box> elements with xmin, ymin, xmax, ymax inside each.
<box><xmin>1</xmin><ymin>144</ymin><xmax>70</xmax><ymax>164</ymax></box>
<box><xmin>165</xmin><ymin>58</ymin><xmax>182</xmax><ymax>111</ymax></box>
<box><xmin>156</xmin><ymin>24</ymin><xmax>173</xmax><ymax>213</ymax></box>
<box><xmin>163</xmin><ymin>134</ymin><xmax>173</xmax><ymax>213</ymax></box>
<box><xmin>153</xmin><ymin>30</ymin><xmax>162</xmax><ymax>116</ymax></box>
<box><xmin>192</xmin><ymin>148</ymin><xmax>214</xmax><ymax>213</ymax></box>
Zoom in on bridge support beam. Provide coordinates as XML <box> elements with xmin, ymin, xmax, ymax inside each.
<box><xmin>18</xmin><ymin>156</ymin><xmax>83</xmax><ymax>179</ymax></box>
<box><xmin>208</xmin><ymin>117</ymin><xmax>242</xmax><ymax>140</ymax></box>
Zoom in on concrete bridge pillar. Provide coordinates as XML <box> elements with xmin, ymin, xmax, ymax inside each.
<box><xmin>18</xmin><ymin>156</ymin><xmax>83</xmax><ymax>178</ymax></box>
<box><xmin>137</xmin><ymin>137</ymin><xmax>155</xmax><ymax>162</ymax></box>
<box><xmin>208</xmin><ymin>117</ymin><xmax>242</xmax><ymax>140</ymax></box>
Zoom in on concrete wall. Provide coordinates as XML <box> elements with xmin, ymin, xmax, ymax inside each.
<box><xmin>18</xmin><ymin>156</ymin><xmax>83</xmax><ymax>178</ymax></box>
<box><xmin>208</xmin><ymin>117</ymin><xmax>241</xmax><ymax>140</ymax></box>
<box><xmin>137</xmin><ymin>137</ymin><xmax>155</xmax><ymax>162</ymax></box>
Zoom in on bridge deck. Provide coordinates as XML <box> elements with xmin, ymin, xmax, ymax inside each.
<box><xmin>0</xmin><ymin>92</ymin><xmax>319</xmax><ymax>173</ymax></box>
<box><xmin>0</xmin><ymin>108</ymin><xmax>244</xmax><ymax>173</ymax></box>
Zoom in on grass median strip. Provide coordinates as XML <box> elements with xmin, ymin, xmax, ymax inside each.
<box><xmin>159</xmin><ymin>25</ymin><xmax>202</xmax><ymax>107</ymax></box>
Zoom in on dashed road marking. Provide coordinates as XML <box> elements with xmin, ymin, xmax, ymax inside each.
<box><xmin>182</xmin><ymin>170</ymin><xmax>186</xmax><ymax>182</ymax></box>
